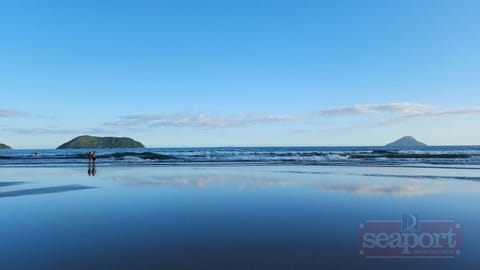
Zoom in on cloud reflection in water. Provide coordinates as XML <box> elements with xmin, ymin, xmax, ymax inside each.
<box><xmin>107</xmin><ymin>170</ymin><xmax>480</xmax><ymax>197</ymax></box>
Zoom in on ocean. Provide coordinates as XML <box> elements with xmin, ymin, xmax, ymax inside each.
<box><xmin>1</xmin><ymin>146</ymin><xmax>480</xmax><ymax>167</ymax></box>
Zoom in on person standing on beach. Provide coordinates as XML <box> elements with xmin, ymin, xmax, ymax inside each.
<box><xmin>92</xmin><ymin>151</ymin><xmax>97</xmax><ymax>165</ymax></box>
<box><xmin>88</xmin><ymin>151</ymin><xmax>92</xmax><ymax>164</ymax></box>
<box><xmin>87</xmin><ymin>151</ymin><xmax>97</xmax><ymax>176</ymax></box>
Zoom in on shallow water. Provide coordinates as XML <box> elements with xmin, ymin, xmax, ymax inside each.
<box><xmin>1</xmin><ymin>165</ymin><xmax>479</xmax><ymax>269</ymax></box>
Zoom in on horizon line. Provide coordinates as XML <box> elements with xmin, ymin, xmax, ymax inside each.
<box><xmin>5</xmin><ymin>144</ymin><xmax>480</xmax><ymax>150</ymax></box>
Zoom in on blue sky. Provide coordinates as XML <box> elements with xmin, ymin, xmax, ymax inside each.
<box><xmin>1</xmin><ymin>0</ymin><xmax>479</xmax><ymax>148</ymax></box>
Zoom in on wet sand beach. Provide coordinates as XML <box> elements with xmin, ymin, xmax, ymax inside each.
<box><xmin>1</xmin><ymin>165</ymin><xmax>479</xmax><ymax>269</ymax></box>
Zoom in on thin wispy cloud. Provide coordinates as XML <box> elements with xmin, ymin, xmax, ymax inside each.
<box><xmin>312</xmin><ymin>103</ymin><xmax>434</xmax><ymax>116</ymax></box>
<box><xmin>106</xmin><ymin>102</ymin><xmax>436</xmax><ymax>128</ymax></box>
<box><xmin>103</xmin><ymin>102</ymin><xmax>480</xmax><ymax>128</ymax></box>
<box><xmin>108</xmin><ymin>112</ymin><xmax>302</xmax><ymax>128</ymax></box>
<box><xmin>372</xmin><ymin>107</ymin><xmax>480</xmax><ymax>127</ymax></box>
<box><xmin>0</xmin><ymin>108</ymin><xmax>30</xmax><ymax>118</ymax></box>
<box><xmin>4</xmin><ymin>127</ymin><xmax>115</xmax><ymax>135</ymax></box>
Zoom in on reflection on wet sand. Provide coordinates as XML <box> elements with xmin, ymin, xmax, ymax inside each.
<box><xmin>108</xmin><ymin>171</ymin><xmax>480</xmax><ymax>197</ymax></box>
<box><xmin>111</xmin><ymin>174</ymin><xmax>298</xmax><ymax>190</ymax></box>
<box><xmin>357</xmin><ymin>173</ymin><xmax>480</xmax><ymax>182</ymax></box>
<box><xmin>0</xmin><ymin>184</ymin><xmax>96</xmax><ymax>198</ymax></box>
<box><xmin>88</xmin><ymin>165</ymin><xmax>97</xmax><ymax>176</ymax></box>
<box><xmin>319</xmin><ymin>183</ymin><xmax>442</xmax><ymax>197</ymax></box>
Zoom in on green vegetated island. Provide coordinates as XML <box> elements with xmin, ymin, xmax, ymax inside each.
<box><xmin>0</xmin><ymin>143</ymin><xmax>12</xmax><ymax>150</ymax></box>
<box><xmin>57</xmin><ymin>136</ymin><xmax>145</xmax><ymax>149</ymax></box>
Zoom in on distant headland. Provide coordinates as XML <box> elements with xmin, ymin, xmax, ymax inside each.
<box><xmin>57</xmin><ymin>136</ymin><xmax>145</xmax><ymax>149</ymax></box>
<box><xmin>0</xmin><ymin>143</ymin><xmax>12</xmax><ymax>150</ymax></box>
<box><xmin>385</xmin><ymin>136</ymin><xmax>427</xmax><ymax>147</ymax></box>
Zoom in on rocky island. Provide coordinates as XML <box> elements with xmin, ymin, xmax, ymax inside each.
<box><xmin>0</xmin><ymin>143</ymin><xmax>12</xmax><ymax>150</ymax></box>
<box><xmin>385</xmin><ymin>136</ymin><xmax>427</xmax><ymax>147</ymax></box>
<box><xmin>57</xmin><ymin>135</ymin><xmax>145</xmax><ymax>149</ymax></box>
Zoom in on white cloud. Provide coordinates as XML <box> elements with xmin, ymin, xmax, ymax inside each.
<box><xmin>4</xmin><ymin>127</ymin><xmax>115</xmax><ymax>135</ymax></box>
<box><xmin>108</xmin><ymin>112</ymin><xmax>303</xmax><ymax>128</ymax></box>
<box><xmin>100</xmin><ymin>102</ymin><xmax>480</xmax><ymax>130</ymax></box>
<box><xmin>372</xmin><ymin>107</ymin><xmax>480</xmax><ymax>127</ymax></box>
<box><xmin>312</xmin><ymin>102</ymin><xmax>434</xmax><ymax>116</ymax></box>
<box><xmin>0</xmin><ymin>108</ymin><xmax>29</xmax><ymax>117</ymax></box>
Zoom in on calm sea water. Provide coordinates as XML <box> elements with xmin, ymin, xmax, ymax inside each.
<box><xmin>1</xmin><ymin>148</ymin><xmax>480</xmax><ymax>269</ymax></box>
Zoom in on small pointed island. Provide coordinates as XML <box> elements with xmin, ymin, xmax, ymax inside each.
<box><xmin>0</xmin><ymin>143</ymin><xmax>12</xmax><ymax>150</ymax></box>
<box><xmin>57</xmin><ymin>135</ymin><xmax>145</xmax><ymax>149</ymax></box>
<box><xmin>385</xmin><ymin>136</ymin><xmax>427</xmax><ymax>147</ymax></box>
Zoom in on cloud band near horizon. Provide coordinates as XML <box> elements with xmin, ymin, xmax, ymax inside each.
<box><xmin>3</xmin><ymin>103</ymin><xmax>480</xmax><ymax>135</ymax></box>
<box><xmin>106</xmin><ymin>102</ymin><xmax>467</xmax><ymax>128</ymax></box>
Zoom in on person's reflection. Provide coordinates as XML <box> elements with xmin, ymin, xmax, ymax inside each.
<box><xmin>88</xmin><ymin>164</ymin><xmax>97</xmax><ymax>176</ymax></box>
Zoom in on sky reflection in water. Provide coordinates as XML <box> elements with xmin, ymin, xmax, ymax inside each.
<box><xmin>1</xmin><ymin>165</ymin><xmax>479</xmax><ymax>270</ymax></box>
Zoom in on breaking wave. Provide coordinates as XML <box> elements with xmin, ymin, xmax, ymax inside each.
<box><xmin>1</xmin><ymin>146</ymin><xmax>479</xmax><ymax>167</ymax></box>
